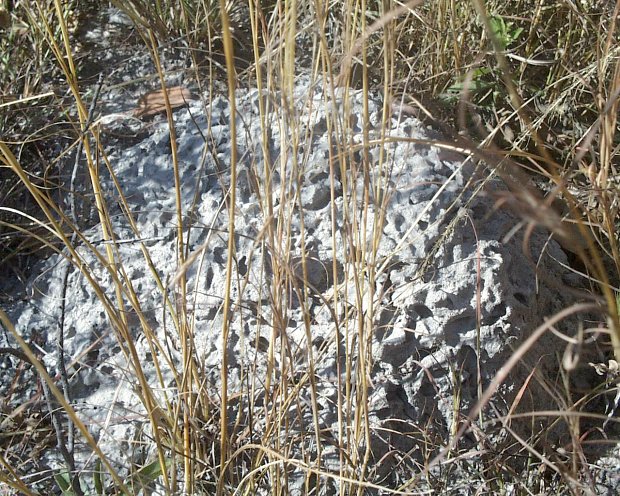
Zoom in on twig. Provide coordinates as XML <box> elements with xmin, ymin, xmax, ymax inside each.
<box><xmin>55</xmin><ymin>73</ymin><xmax>105</xmax><ymax>496</ymax></box>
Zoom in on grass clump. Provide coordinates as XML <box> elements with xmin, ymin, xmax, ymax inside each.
<box><xmin>0</xmin><ymin>0</ymin><xmax>618</xmax><ymax>494</ymax></box>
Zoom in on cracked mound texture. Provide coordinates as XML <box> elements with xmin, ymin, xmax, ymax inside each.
<box><xmin>4</xmin><ymin>79</ymin><xmax>589</xmax><ymax>492</ymax></box>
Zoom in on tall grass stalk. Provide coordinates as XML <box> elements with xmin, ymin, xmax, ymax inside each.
<box><xmin>216</xmin><ymin>0</ymin><xmax>238</xmax><ymax>490</ymax></box>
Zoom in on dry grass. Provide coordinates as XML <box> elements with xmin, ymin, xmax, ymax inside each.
<box><xmin>1</xmin><ymin>0</ymin><xmax>619</xmax><ymax>494</ymax></box>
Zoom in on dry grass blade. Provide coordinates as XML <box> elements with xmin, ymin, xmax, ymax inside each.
<box><xmin>216</xmin><ymin>1</ymin><xmax>239</xmax><ymax>492</ymax></box>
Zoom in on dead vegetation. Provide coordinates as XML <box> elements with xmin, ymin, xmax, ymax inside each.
<box><xmin>0</xmin><ymin>0</ymin><xmax>619</xmax><ymax>494</ymax></box>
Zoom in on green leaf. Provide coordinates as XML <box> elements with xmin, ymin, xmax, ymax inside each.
<box><xmin>120</xmin><ymin>457</ymin><xmax>172</xmax><ymax>495</ymax></box>
<box><xmin>94</xmin><ymin>459</ymin><xmax>104</xmax><ymax>495</ymax></box>
<box><xmin>443</xmin><ymin>67</ymin><xmax>494</xmax><ymax>97</ymax></box>
<box><xmin>53</xmin><ymin>471</ymin><xmax>76</xmax><ymax>496</ymax></box>
<box><xmin>489</xmin><ymin>15</ymin><xmax>523</xmax><ymax>50</ymax></box>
